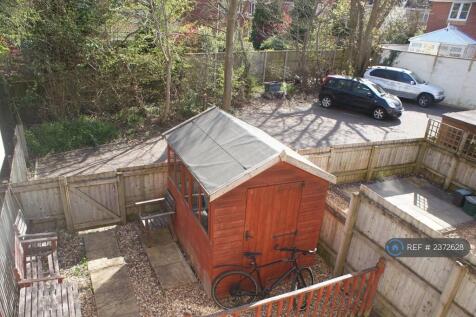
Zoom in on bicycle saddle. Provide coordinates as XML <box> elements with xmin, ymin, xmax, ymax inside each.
<box><xmin>243</xmin><ymin>251</ymin><xmax>262</xmax><ymax>258</ymax></box>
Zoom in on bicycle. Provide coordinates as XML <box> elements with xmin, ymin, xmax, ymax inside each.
<box><xmin>211</xmin><ymin>246</ymin><xmax>317</xmax><ymax>309</ymax></box>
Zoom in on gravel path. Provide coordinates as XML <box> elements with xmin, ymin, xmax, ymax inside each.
<box><xmin>57</xmin><ymin>231</ymin><xmax>97</xmax><ymax>317</ymax></box>
<box><xmin>114</xmin><ymin>222</ymin><xmax>333</xmax><ymax>317</ymax></box>
<box><xmin>57</xmin><ymin>222</ymin><xmax>333</xmax><ymax>317</ymax></box>
<box><xmin>115</xmin><ymin>223</ymin><xmax>218</xmax><ymax>317</ymax></box>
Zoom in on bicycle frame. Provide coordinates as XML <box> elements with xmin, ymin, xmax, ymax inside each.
<box><xmin>248</xmin><ymin>257</ymin><xmax>303</xmax><ymax>296</ymax></box>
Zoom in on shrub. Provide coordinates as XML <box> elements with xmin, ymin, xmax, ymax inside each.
<box><xmin>26</xmin><ymin>116</ymin><xmax>118</xmax><ymax>157</ymax></box>
<box><xmin>260</xmin><ymin>36</ymin><xmax>289</xmax><ymax>50</ymax></box>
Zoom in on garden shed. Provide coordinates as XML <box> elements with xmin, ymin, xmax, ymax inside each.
<box><xmin>164</xmin><ymin>107</ymin><xmax>336</xmax><ymax>293</ymax></box>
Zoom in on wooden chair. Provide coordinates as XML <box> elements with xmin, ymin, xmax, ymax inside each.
<box><xmin>13</xmin><ymin>210</ymin><xmax>63</xmax><ymax>287</ymax></box>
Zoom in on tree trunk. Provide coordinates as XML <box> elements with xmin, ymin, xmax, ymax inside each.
<box><xmin>165</xmin><ymin>58</ymin><xmax>172</xmax><ymax>117</ymax></box>
<box><xmin>223</xmin><ymin>0</ymin><xmax>239</xmax><ymax>110</ymax></box>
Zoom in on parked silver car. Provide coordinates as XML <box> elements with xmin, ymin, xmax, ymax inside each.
<box><xmin>363</xmin><ymin>66</ymin><xmax>445</xmax><ymax>107</ymax></box>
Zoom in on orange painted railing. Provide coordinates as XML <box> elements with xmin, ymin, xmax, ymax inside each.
<box><xmin>201</xmin><ymin>258</ymin><xmax>385</xmax><ymax>317</ymax></box>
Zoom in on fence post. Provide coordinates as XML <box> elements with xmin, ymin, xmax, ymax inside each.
<box><xmin>433</xmin><ymin>261</ymin><xmax>467</xmax><ymax>317</ymax></box>
<box><xmin>416</xmin><ymin>140</ymin><xmax>428</xmax><ymax>174</ymax></box>
<box><xmin>283</xmin><ymin>51</ymin><xmax>288</xmax><ymax>81</ymax></box>
<box><xmin>116</xmin><ymin>172</ymin><xmax>127</xmax><ymax>224</ymax></box>
<box><xmin>363</xmin><ymin>257</ymin><xmax>386</xmax><ymax>316</ymax></box>
<box><xmin>443</xmin><ymin>131</ymin><xmax>468</xmax><ymax>189</ymax></box>
<box><xmin>262</xmin><ymin>51</ymin><xmax>268</xmax><ymax>83</ymax></box>
<box><xmin>334</xmin><ymin>191</ymin><xmax>361</xmax><ymax>276</ymax></box>
<box><xmin>366</xmin><ymin>146</ymin><xmax>378</xmax><ymax>181</ymax></box>
<box><xmin>58</xmin><ymin>177</ymin><xmax>74</xmax><ymax>231</ymax></box>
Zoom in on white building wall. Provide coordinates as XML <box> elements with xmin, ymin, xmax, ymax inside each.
<box><xmin>380</xmin><ymin>46</ymin><xmax>476</xmax><ymax>109</ymax></box>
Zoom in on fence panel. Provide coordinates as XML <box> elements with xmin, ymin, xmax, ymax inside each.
<box><xmin>11</xmin><ymin>178</ymin><xmax>64</xmax><ymax>232</ymax></box>
<box><xmin>202</xmin><ymin>258</ymin><xmax>385</xmax><ymax>317</ymax></box>
<box><xmin>121</xmin><ymin>164</ymin><xmax>168</xmax><ymax>215</ymax></box>
<box><xmin>9</xmin><ymin>125</ymin><xmax>28</xmax><ymax>184</ymax></box>
<box><xmin>0</xmin><ymin>190</ymin><xmax>20</xmax><ymax>317</ymax></box>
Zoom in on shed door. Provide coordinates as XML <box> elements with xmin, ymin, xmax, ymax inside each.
<box><xmin>243</xmin><ymin>182</ymin><xmax>303</xmax><ymax>281</ymax></box>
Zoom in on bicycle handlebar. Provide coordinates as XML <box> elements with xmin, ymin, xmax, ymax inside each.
<box><xmin>275</xmin><ymin>246</ymin><xmax>317</xmax><ymax>255</ymax></box>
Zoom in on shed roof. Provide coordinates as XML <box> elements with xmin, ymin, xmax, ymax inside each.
<box><xmin>409</xmin><ymin>25</ymin><xmax>476</xmax><ymax>45</ymax></box>
<box><xmin>164</xmin><ymin>107</ymin><xmax>336</xmax><ymax>201</ymax></box>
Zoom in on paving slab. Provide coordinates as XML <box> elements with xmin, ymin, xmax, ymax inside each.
<box><xmin>82</xmin><ymin>228</ymin><xmax>139</xmax><ymax>317</ymax></box>
<box><xmin>145</xmin><ymin>228</ymin><xmax>197</xmax><ymax>289</ymax></box>
<box><xmin>367</xmin><ymin>177</ymin><xmax>474</xmax><ymax>232</ymax></box>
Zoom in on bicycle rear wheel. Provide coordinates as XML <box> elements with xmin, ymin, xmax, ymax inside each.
<box><xmin>212</xmin><ymin>271</ymin><xmax>259</xmax><ymax>309</ymax></box>
<box><xmin>291</xmin><ymin>267</ymin><xmax>315</xmax><ymax>310</ymax></box>
<box><xmin>291</xmin><ymin>267</ymin><xmax>315</xmax><ymax>291</ymax></box>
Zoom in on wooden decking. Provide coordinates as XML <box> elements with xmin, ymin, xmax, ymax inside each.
<box><xmin>18</xmin><ymin>282</ymin><xmax>81</xmax><ymax>317</ymax></box>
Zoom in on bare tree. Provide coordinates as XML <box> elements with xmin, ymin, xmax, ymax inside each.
<box><xmin>136</xmin><ymin>0</ymin><xmax>188</xmax><ymax>118</ymax></box>
<box><xmin>347</xmin><ymin>0</ymin><xmax>400</xmax><ymax>76</ymax></box>
<box><xmin>223</xmin><ymin>0</ymin><xmax>239</xmax><ymax>110</ymax></box>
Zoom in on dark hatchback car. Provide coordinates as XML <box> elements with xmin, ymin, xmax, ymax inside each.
<box><xmin>319</xmin><ymin>75</ymin><xmax>404</xmax><ymax>120</ymax></box>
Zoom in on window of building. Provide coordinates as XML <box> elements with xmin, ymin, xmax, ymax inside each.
<box><xmin>449</xmin><ymin>2</ymin><xmax>472</xmax><ymax>20</ymax></box>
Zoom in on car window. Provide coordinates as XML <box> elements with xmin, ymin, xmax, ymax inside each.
<box><xmin>399</xmin><ymin>73</ymin><xmax>414</xmax><ymax>84</ymax></box>
<box><xmin>326</xmin><ymin>78</ymin><xmax>337</xmax><ymax>88</ymax></box>
<box><xmin>370</xmin><ymin>69</ymin><xmax>386</xmax><ymax>78</ymax></box>
<box><xmin>386</xmin><ymin>70</ymin><xmax>400</xmax><ymax>81</ymax></box>
<box><xmin>367</xmin><ymin>82</ymin><xmax>386</xmax><ymax>95</ymax></box>
<box><xmin>408</xmin><ymin>71</ymin><xmax>425</xmax><ymax>84</ymax></box>
<box><xmin>335</xmin><ymin>79</ymin><xmax>353</xmax><ymax>91</ymax></box>
<box><xmin>353</xmin><ymin>83</ymin><xmax>372</xmax><ymax>96</ymax></box>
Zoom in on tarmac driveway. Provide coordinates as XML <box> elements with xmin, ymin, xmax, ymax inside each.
<box><xmin>237</xmin><ymin>97</ymin><xmax>456</xmax><ymax>149</ymax></box>
<box><xmin>35</xmin><ymin>97</ymin><xmax>459</xmax><ymax>178</ymax></box>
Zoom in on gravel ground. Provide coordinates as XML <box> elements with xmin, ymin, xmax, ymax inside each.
<box><xmin>114</xmin><ymin>222</ymin><xmax>333</xmax><ymax>317</ymax></box>
<box><xmin>57</xmin><ymin>231</ymin><xmax>97</xmax><ymax>317</ymax></box>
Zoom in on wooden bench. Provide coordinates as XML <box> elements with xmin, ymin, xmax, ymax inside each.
<box><xmin>136</xmin><ymin>190</ymin><xmax>176</xmax><ymax>245</ymax></box>
<box><xmin>13</xmin><ymin>210</ymin><xmax>63</xmax><ymax>287</ymax></box>
<box><xmin>19</xmin><ymin>281</ymin><xmax>81</xmax><ymax>317</ymax></box>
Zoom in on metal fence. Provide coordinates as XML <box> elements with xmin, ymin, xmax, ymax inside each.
<box><xmin>184</xmin><ymin>49</ymin><xmax>344</xmax><ymax>86</ymax></box>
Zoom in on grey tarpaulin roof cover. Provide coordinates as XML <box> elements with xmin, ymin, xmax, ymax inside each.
<box><xmin>164</xmin><ymin>107</ymin><xmax>335</xmax><ymax>201</ymax></box>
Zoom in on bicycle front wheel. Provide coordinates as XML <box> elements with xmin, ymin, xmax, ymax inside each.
<box><xmin>212</xmin><ymin>270</ymin><xmax>259</xmax><ymax>309</ymax></box>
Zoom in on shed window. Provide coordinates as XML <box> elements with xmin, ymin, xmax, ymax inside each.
<box><xmin>449</xmin><ymin>2</ymin><xmax>472</xmax><ymax>20</ymax></box>
<box><xmin>201</xmin><ymin>196</ymin><xmax>209</xmax><ymax>232</ymax></box>
<box><xmin>192</xmin><ymin>180</ymin><xmax>200</xmax><ymax>214</ymax></box>
<box><xmin>183</xmin><ymin>172</ymin><xmax>191</xmax><ymax>206</ymax></box>
<box><xmin>168</xmin><ymin>146</ymin><xmax>210</xmax><ymax>235</ymax></box>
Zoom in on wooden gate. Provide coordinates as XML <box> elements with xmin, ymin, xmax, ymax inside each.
<box><xmin>61</xmin><ymin>173</ymin><xmax>124</xmax><ymax>230</ymax></box>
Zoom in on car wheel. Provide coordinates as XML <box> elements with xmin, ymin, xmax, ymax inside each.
<box><xmin>417</xmin><ymin>93</ymin><xmax>433</xmax><ymax>108</ymax></box>
<box><xmin>373</xmin><ymin>107</ymin><xmax>386</xmax><ymax>120</ymax></box>
<box><xmin>320</xmin><ymin>95</ymin><xmax>333</xmax><ymax>108</ymax></box>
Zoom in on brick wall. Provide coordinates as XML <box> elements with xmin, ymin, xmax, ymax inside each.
<box><xmin>427</xmin><ymin>1</ymin><xmax>476</xmax><ymax>39</ymax></box>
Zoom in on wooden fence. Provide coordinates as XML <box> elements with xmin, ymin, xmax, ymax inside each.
<box><xmin>0</xmin><ymin>189</ymin><xmax>20</xmax><ymax>317</ymax></box>
<box><xmin>299</xmin><ymin>138</ymin><xmax>423</xmax><ymax>184</ymax></box>
<box><xmin>319</xmin><ymin>186</ymin><xmax>476</xmax><ymax>317</ymax></box>
<box><xmin>201</xmin><ymin>258</ymin><xmax>385</xmax><ymax>317</ymax></box>
<box><xmin>4</xmin><ymin>163</ymin><xmax>168</xmax><ymax>231</ymax></box>
<box><xmin>9</xmin><ymin>125</ymin><xmax>28</xmax><ymax>184</ymax></box>
<box><xmin>3</xmin><ymin>129</ymin><xmax>476</xmax><ymax>232</ymax></box>
<box><xmin>421</xmin><ymin>119</ymin><xmax>476</xmax><ymax>191</ymax></box>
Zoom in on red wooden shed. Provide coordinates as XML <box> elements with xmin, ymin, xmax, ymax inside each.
<box><xmin>164</xmin><ymin>107</ymin><xmax>336</xmax><ymax>294</ymax></box>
